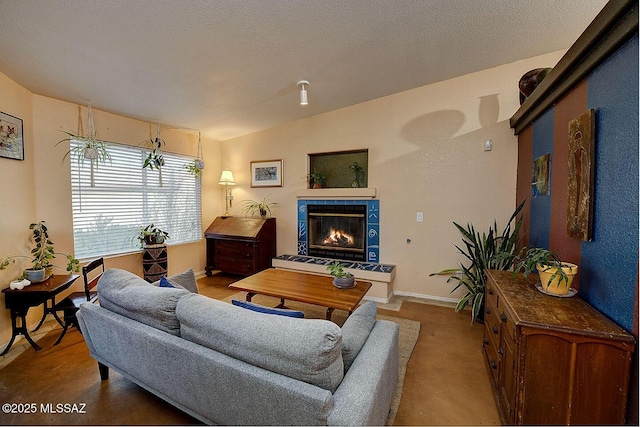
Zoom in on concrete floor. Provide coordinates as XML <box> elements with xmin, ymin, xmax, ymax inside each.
<box><xmin>0</xmin><ymin>272</ymin><xmax>500</xmax><ymax>425</ymax></box>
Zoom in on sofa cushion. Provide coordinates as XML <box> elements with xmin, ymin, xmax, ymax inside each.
<box><xmin>159</xmin><ymin>276</ymin><xmax>176</xmax><ymax>288</ymax></box>
<box><xmin>152</xmin><ymin>268</ymin><xmax>199</xmax><ymax>293</ymax></box>
<box><xmin>98</xmin><ymin>268</ymin><xmax>189</xmax><ymax>336</ymax></box>
<box><xmin>177</xmin><ymin>293</ymin><xmax>344</xmax><ymax>392</ymax></box>
<box><xmin>231</xmin><ymin>299</ymin><xmax>305</xmax><ymax>318</ymax></box>
<box><xmin>341</xmin><ymin>301</ymin><xmax>377</xmax><ymax>371</ymax></box>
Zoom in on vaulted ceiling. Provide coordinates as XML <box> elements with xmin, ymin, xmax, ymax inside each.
<box><xmin>0</xmin><ymin>0</ymin><xmax>608</xmax><ymax>141</ymax></box>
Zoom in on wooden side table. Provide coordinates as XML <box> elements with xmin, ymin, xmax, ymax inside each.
<box><xmin>1</xmin><ymin>274</ymin><xmax>79</xmax><ymax>355</ymax></box>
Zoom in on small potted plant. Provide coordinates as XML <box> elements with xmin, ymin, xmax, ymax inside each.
<box><xmin>308</xmin><ymin>169</ymin><xmax>326</xmax><ymax>188</ymax></box>
<box><xmin>511</xmin><ymin>246</ymin><xmax>578</xmax><ymax>295</ymax></box>
<box><xmin>0</xmin><ymin>221</ymin><xmax>80</xmax><ymax>282</ymax></box>
<box><xmin>184</xmin><ymin>159</ymin><xmax>205</xmax><ymax>178</ymax></box>
<box><xmin>241</xmin><ymin>195</ymin><xmax>278</xmax><ymax>219</ymax></box>
<box><xmin>348</xmin><ymin>162</ymin><xmax>364</xmax><ymax>188</ymax></box>
<box><xmin>326</xmin><ymin>261</ymin><xmax>355</xmax><ymax>289</ymax></box>
<box><xmin>136</xmin><ymin>224</ymin><xmax>170</xmax><ymax>248</ymax></box>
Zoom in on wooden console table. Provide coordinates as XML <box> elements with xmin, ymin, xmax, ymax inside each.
<box><xmin>204</xmin><ymin>216</ymin><xmax>276</xmax><ymax>276</ymax></box>
<box><xmin>1</xmin><ymin>274</ymin><xmax>79</xmax><ymax>355</ymax></box>
<box><xmin>483</xmin><ymin>269</ymin><xmax>634</xmax><ymax>425</ymax></box>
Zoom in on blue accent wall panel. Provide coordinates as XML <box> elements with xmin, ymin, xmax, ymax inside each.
<box><xmin>530</xmin><ymin>108</ymin><xmax>554</xmax><ymax>248</ymax></box>
<box><xmin>582</xmin><ymin>35</ymin><xmax>639</xmax><ymax>332</ymax></box>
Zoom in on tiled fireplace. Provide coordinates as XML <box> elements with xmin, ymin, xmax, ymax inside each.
<box><xmin>297</xmin><ymin>199</ymin><xmax>380</xmax><ymax>262</ymax></box>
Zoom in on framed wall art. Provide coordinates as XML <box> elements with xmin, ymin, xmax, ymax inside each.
<box><xmin>250</xmin><ymin>159</ymin><xmax>283</xmax><ymax>187</ymax></box>
<box><xmin>0</xmin><ymin>111</ymin><xmax>24</xmax><ymax>160</ymax></box>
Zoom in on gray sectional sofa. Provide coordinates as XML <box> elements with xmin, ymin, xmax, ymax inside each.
<box><xmin>77</xmin><ymin>268</ymin><xmax>400</xmax><ymax>425</ymax></box>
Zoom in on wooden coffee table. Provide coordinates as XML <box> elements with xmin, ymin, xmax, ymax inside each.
<box><xmin>228</xmin><ymin>268</ymin><xmax>372</xmax><ymax>321</ymax></box>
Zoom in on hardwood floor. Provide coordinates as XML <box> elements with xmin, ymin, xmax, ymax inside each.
<box><xmin>0</xmin><ymin>272</ymin><xmax>500</xmax><ymax>425</ymax></box>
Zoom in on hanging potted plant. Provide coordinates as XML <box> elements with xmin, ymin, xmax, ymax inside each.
<box><xmin>56</xmin><ymin>104</ymin><xmax>111</xmax><ymax>187</ymax></box>
<box><xmin>241</xmin><ymin>195</ymin><xmax>278</xmax><ymax>219</ymax></box>
<box><xmin>0</xmin><ymin>221</ymin><xmax>80</xmax><ymax>282</ymax></box>
<box><xmin>326</xmin><ymin>261</ymin><xmax>356</xmax><ymax>289</ymax></box>
<box><xmin>185</xmin><ymin>131</ymin><xmax>205</xmax><ymax>178</ymax></box>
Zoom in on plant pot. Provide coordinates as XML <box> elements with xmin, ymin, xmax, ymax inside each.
<box><xmin>84</xmin><ymin>147</ymin><xmax>99</xmax><ymax>159</ymax></box>
<box><xmin>144</xmin><ymin>234</ymin><xmax>165</xmax><ymax>246</ymax></box>
<box><xmin>332</xmin><ymin>276</ymin><xmax>356</xmax><ymax>289</ymax></box>
<box><xmin>25</xmin><ymin>268</ymin><xmax>46</xmax><ymax>283</ymax></box>
<box><xmin>537</xmin><ymin>262</ymin><xmax>578</xmax><ymax>295</ymax></box>
<box><xmin>195</xmin><ymin>159</ymin><xmax>205</xmax><ymax>170</ymax></box>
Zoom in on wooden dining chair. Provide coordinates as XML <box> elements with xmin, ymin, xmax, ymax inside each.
<box><xmin>53</xmin><ymin>257</ymin><xmax>104</xmax><ymax>345</ymax></box>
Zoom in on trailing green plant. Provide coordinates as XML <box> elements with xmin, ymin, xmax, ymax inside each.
<box><xmin>241</xmin><ymin>195</ymin><xmax>278</xmax><ymax>218</ymax></box>
<box><xmin>0</xmin><ymin>221</ymin><xmax>80</xmax><ymax>274</ymax></box>
<box><xmin>184</xmin><ymin>159</ymin><xmax>205</xmax><ymax>178</ymax></box>
<box><xmin>135</xmin><ymin>224</ymin><xmax>170</xmax><ymax>248</ymax></box>
<box><xmin>143</xmin><ymin>126</ymin><xmax>165</xmax><ymax>170</ymax></box>
<box><xmin>509</xmin><ymin>246</ymin><xmax>570</xmax><ymax>288</ymax></box>
<box><xmin>56</xmin><ymin>131</ymin><xmax>111</xmax><ymax>165</ymax></box>
<box><xmin>326</xmin><ymin>261</ymin><xmax>353</xmax><ymax>278</ymax></box>
<box><xmin>430</xmin><ymin>200</ymin><xmax>525</xmax><ymax>323</ymax></box>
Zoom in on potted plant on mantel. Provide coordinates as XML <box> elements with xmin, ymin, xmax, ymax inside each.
<box><xmin>0</xmin><ymin>221</ymin><xmax>80</xmax><ymax>283</ymax></box>
<box><xmin>308</xmin><ymin>169</ymin><xmax>326</xmax><ymax>188</ymax></box>
<box><xmin>326</xmin><ymin>261</ymin><xmax>356</xmax><ymax>289</ymax></box>
<box><xmin>509</xmin><ymin>246</ymin><xmax>578</xmax><ymax>296</ymax></box>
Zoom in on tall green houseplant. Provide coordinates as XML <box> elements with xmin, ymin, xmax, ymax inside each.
<box><xmin>431</xmin><ymin>201</ymin><xmax>525</xmax><ymax>323</ymax></box>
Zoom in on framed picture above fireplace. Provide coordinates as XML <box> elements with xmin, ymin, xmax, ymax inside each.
<box><xmin>250</xmin><ymin>159</ymin><xmax>283</xmax><ymax>187</ymax></box>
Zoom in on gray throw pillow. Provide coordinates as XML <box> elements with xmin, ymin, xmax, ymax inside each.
<box><xmin>152</xmin><ymin>268</ymin><xmax>199</xmax><ymax>293</ymax></box>
<box><xmin>341</xmin><ymin>301</ymin><xmax>377</xmax><ymax>371</ymax></box>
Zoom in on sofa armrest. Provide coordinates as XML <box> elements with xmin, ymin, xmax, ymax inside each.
<box><xmin>328</xmin><ymin>319</ymin><xmax>400</xmax><ymax>426</ymax></box>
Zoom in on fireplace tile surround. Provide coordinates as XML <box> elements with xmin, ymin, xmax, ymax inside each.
<box><xmin>297</xmin><ymin>199</ymin><xmax>380</xmax><ymax>262</ymax></box>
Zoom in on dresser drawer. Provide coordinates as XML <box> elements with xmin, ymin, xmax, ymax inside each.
<box><xmin>214</xmin><ymin>240</ymin><xmax>256</xmax><ymax>259</ymax></box>
<box><xmin>483</xmin><ymin>329</ymin><xmax>500</xmax><ymax>383</ymax></box>
<box><xmin>215</xmin><ymin>257</ymin><xmax>255</xmax><ymax>276</ymax></box>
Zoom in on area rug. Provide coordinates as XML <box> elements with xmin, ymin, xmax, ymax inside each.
<box><xmin>223</xmin><ymin>292</ymin><xmax>420</xmax><ymax>425</ymax></box>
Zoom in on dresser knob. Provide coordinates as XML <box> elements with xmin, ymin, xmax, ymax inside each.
<box><xmin>486</xmin><ymin>308</ymin><xmax>492</xmax><ymax>315</ymax></box>
<box><xmin>492</xmin><ymin>325</ymin><xmax>498</xmax><ymax>335</ymax></box>
<box><xmin>500</xmin><ymin>313</ymin><xmax>507</xmax><ymax>322</ymax></box>
<box><xmin>488</xmin><ymin>288</ymin><xmax>494</xmax><ymax>295</ymax></box>
<box><xmin>491</xmin><ymin>360</ymin><xmax>497</xmax><ymax>370</ymax></box>
<box><xmin>498</xmin><ymin>347</ymin><xmax>504</xmax><ymax>356</ymax></box>
<box><xmin>483</xmin><ymin>338</ymin><xmax>489</xmax><ymax>346</ymax></box>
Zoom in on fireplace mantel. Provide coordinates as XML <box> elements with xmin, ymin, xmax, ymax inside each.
<box><xmin>296</xmin><ymin>188</ymin><xmax>376</xmax><ymax>199</ymax></box>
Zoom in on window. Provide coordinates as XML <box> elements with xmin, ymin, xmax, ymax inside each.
<box><xmin>70</xmin><ymin>139</ymin><xmax>202</xmax><ymax>259</ymax></box>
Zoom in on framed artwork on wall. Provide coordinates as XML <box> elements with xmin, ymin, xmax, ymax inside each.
<box><xmin>250</xmin><ymin>159</ymin><xmax>283</xmax><ymax>187</ymax></box>
<box><xmin>0</xmin><ymin>111</ymin><xmax>24</xmax><ymax>161</ymax></box>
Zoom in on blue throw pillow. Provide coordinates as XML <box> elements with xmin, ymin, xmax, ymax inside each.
<box><xmin>231</xmin><ymin>299</ymin><xmax>304</xmax><ymax>318</ymax></box>
<box><xmin>159</xmin><ymin>276</ymin><xmax>175</xmax><ymax>288</ymax></box>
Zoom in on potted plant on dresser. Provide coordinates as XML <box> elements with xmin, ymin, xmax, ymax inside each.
<box><xmin>511</xmin><ymin>246</ymin><xmax>578</xmax><ymax>296</ymax></box>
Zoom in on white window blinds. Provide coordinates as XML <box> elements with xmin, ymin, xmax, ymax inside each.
<box><xmin>70</xmin><ymin>139</ymin><xmax>202</xmax><ymax>259</ymax></box>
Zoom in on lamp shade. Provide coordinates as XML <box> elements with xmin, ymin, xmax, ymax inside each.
<box><xmin>218</xmin><ymin>169</ymin><xmax>236</xmax><ymax>185</ymax></box>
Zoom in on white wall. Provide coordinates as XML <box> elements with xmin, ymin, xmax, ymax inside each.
<box><xmin>218</xmin><ymin>50</ymin><xmax>565</xmax><ymax>299</ymax></box>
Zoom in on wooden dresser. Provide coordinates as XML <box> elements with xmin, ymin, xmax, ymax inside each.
<box><xmin>204</xmin><ymin>216</ymin><xmax>276</xmax><ymax>276</ymax></box>
<box><xmin>483</xmin><ymin>269</ymin><xmax>635</xmax><ymax>425</ymax></box>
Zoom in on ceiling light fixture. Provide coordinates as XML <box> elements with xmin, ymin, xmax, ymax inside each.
<box><xmin>297</xmin><ymin>80</ymin><xmax>309</xmax><ymax>106</ymax></box>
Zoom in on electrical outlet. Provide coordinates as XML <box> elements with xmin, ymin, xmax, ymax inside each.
<box><xmin>416</xmin><ymin>212</ymin><xmax>424</xmax><ymax>222</ymax></box>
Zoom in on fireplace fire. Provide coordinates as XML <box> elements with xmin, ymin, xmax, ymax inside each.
<box><xmin>307</xmin><ymin>205</ymin><xmax>366</xmax><ymax>261</ymax></box>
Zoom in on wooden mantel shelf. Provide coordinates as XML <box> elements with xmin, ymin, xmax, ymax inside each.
<box><xmin>296</xmin><ymin>188</ymin><xmax>377</xmax><ymax>199</ymax></box>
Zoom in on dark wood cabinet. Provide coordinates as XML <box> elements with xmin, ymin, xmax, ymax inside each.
<box><xmin>483</xmin><ymin>269</ymin><xmax>635</xmax><ymax>425</ymax></box>
<box><xmin>204</xmin><ymin>216</ymin><xmax>276</xmax><ymax>276</ymax></box>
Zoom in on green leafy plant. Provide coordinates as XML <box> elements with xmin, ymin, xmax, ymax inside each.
<box><xmin>510</xmin><ymin>246</ymin><xmax>570</xmax><ymax>289</ymax></box>
<box><xmin>326</xmin><ymin>261</ymin><xmax>353</xmax><ymax>278</ymax></box>
<box><xmin>0</xmin><ymin>221</ymin><xmax>80</xmax><ymax>274</ymax></box>
<box><xmin>430</xmin><ymin>200</ymin><xmax>525</xmax><ymax>323</ymax></box>
<box><xmin>308</xmin><ymin>169</ymin><xmax>326</xmax><ymax>188</ymax></box>
<box><xmin>348</xmin><ymin>162</ymin><xmax>364</xmax><ymax>188</ymax></box>
<box><xmin>136</xmin><ymin>224</ymin><xmax>169</xmax><ymax>248</ymax></box>
<box><xmin>184</xmin><ymin>159</ymin><xmax>205</xmax><ymax>178</ymax></box>
<box><xmin>241</xmin><ymin>195</ymin><xmax>278</xmax><ymax>218</ymax></box>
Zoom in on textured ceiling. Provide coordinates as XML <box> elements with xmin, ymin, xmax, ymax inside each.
<box><xmin>0</xmin><ymin>0</ymin><xmax>607</xmax><ymax>141</ymax></box>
